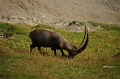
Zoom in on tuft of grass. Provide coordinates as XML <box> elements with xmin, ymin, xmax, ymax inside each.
<box><xmin>90</xmin><ymin>21</ymin><xmax>101</xmax><ymax>27</ymax></box>
<box><xmin>32</xmin><ymin>24</ymin><xmax>55</xmax><ymax>30</ymax></box>
<box><xmin>80</xmin><ymin>22</ymin><xmax>86</xmax><ymax>25</ymax></box>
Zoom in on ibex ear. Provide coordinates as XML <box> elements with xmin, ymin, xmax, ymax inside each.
<box><xmin>77</xmin><ymin>26</ymin><xmax>89</xmax><ymax>53</ymax></box>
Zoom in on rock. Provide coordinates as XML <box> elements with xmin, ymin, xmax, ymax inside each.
<box><xmin>0</xmin><ymin>32</ymin><xmax>4</xmax><ymax>38</ymax></box>
<box><xmin>103</xmin><ymin>66</ymin><xmax>117</xmax><ymax>68</ymax></box>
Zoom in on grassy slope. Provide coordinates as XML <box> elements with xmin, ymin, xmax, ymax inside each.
<box><xmin>0</xmin><ymin>23</ymin><xmax>120</xmax><ymax>79</ymax></box>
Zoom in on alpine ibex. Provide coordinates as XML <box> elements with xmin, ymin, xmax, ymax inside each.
<box><xmin>29</xmin><ymin>26</ymin><xmax>88</xmax><ymax>58</ymax></box>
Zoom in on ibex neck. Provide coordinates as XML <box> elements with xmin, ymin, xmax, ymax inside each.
<box><xmin>64</xmin><ymin>41</ymin><xmax>77</xmax><ymax>51</ymax></box>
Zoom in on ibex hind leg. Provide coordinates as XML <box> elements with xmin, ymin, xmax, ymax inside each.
<box><xmin>30</xmin><ymin>44</ymin><xmax>35</xmax><ymax>52</ymax></box>
<box><xmin>37</xmin><ymin>46</ymin><xmax>43</xmax><ymax>55</ymax></box>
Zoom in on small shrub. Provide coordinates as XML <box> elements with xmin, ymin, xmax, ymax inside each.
<box><xmin>68</xmin><ymin>21</ymin><xmax>80</xmax><ymax>26</ymax></box>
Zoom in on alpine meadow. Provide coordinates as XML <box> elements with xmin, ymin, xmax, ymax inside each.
<box><xmin>0</xmin><ymin>22</ymin><xmax>120</xmax><ymax>79</ymax></box>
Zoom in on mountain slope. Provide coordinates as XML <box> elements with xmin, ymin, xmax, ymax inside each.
<box><xmin>0</xmin><ymin>0</ymin><xmax>120</xmax><ymax>26</ymax></box>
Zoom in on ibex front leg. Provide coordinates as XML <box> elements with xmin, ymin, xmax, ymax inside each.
<box><xmin>51</xmin><ymin>48</ymin><xmax>57</xmax><ymax>56</ymax></box>
<box><xmin>60</xmin><ymin>49</ymin><xmax>65</xmax><ymax>57</ymax></box>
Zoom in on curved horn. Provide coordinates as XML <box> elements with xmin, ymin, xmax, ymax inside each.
<box><xmin>77</xmin><ymin>26</ymin><xmax>89</xmax><ymax>53</ymax></box>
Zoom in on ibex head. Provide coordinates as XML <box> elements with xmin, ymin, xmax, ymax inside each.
<box><xmin>67</xmin><ymin>26</ymin><xmax>88</xmax><ymax>58</ymax></box>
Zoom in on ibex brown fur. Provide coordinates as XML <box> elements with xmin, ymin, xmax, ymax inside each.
<box><xmin>29</xmin><ymin>26</ymin><xmax>88</xmax><ymax>58</ymax></box>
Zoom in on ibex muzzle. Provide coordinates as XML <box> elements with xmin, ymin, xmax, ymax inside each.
<box><xmin>29</xmin><ymin>26</ymin><xmax>88</xmax><ymax>58</ymax></box>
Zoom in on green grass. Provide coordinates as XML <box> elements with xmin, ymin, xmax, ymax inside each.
<box><xmin>90</xmin><ymin>21</ymin><xmax>120</xmax><ymax>33</ymax></box>
<box><xmin>91</xmin><ymin>21</ymin><xmax>101</xmax><ymax>27</ymax></box>
<box><xmin>0</xmin><ymin>22</ymin><xmax>120</xmax><ymax>79</ymax></box>
<box><xmin>80</xmin><ymin>22</ymin><xmax>86</xmax><ymax>25</ymax></box>
<box><xmin>0</xmin><ymin>23</ymin><xmax>27</xmax><ymax>37</ymax></box>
